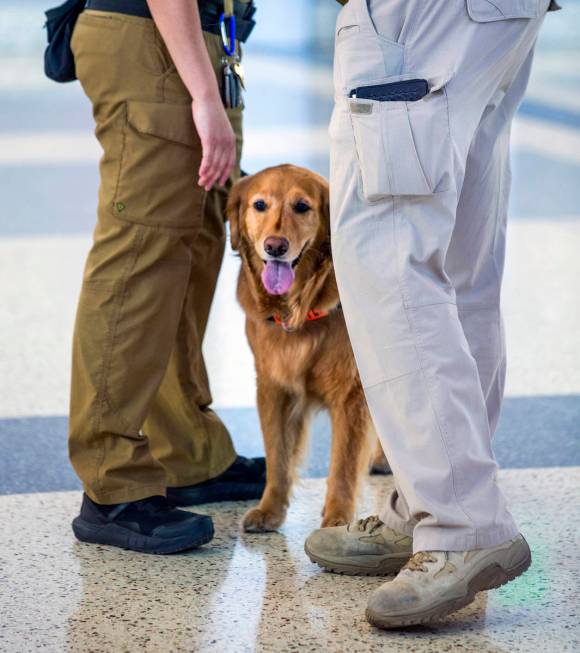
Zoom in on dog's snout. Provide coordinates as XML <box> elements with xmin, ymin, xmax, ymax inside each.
<box><xmin>264</xmin><ymin>236</ymin><xmax>289</xmax><ymax>258</ymax></box>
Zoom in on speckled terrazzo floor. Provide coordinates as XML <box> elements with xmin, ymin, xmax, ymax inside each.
<box><xmin>1</xmin><ymin>468</ymin><xmax>578</xmax><ymax>653</ymax></box>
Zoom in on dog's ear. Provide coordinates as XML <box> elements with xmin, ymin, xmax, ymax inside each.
<box><xmin>321</xmin><ymin>179</ymin><xmax>330</xmax><ymax>230</ymax></box>
<box><xmin>226</xmin><ymin>174</ymin><xmax>253</xmax><ymax>251</ymax></box>
<box><xmin>315</xmin><ymin>174</ymin><xmax>330</xmax><ymax>237</ymax></box>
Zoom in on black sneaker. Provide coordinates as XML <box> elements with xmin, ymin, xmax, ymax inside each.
<box><xmin>166</xmin><ymin>456</ymin><xmax>266</xmax><ymax>506</ymax></box>
<box><xmin>72</xmin><ymin>494</ymin><xmax>214</xmax><ymax>554</ymax></box>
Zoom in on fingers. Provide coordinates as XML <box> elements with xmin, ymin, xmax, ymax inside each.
<box><xmin>198</xmin><ymin>136</ymin><xmax>220</xmax><ymax>191</ymax></box>
<box><xmin>198</xmin><ymin>146</ymin><xmax>217</xmax><ymax>191</ymax></box>
<box><xmin>198</xmin><ymin>134</ymin><xmax>236</xmax><ymax>191</ymax></box>
<box><xmin>192</xmin><ymin>99</ymin><xmax>237</xmax><ymax>191</ymax></box>
<box><xmin>218</xmin><ymin>143</ymin><xmax>236</xmax><ymax>187</ymax></box>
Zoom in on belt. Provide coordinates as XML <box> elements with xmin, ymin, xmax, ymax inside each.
<box><xmin>85</xmin><ymin>0</ymin><xmax>256</xmax><ymax>42</ymax></box>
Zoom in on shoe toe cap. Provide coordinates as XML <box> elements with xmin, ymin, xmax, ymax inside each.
<box><xmin>367</xmin><ymin>581</ymin><xmax>420</xmax><ymax>617</ymax></box>
<box><xmin>305</xmin><ymin>525</ymin><xmax>349</xmax><ymax>558</ymax></box>
<box><xmin>152</xmin><ymin>513</ymin><xmax>213</xmax><ymax>539</ymax></box>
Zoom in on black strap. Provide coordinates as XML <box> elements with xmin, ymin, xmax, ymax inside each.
<box><xmin>85</xmin><ymin>0</ymin><xmax>151</xmax><ymax>18</ymax></box>
<box><xmin>85</xmin><ymin>0</ymin><xmax>256</xmax><ymax>42</ymax></box>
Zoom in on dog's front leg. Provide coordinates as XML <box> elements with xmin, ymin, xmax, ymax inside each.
<box><xmin>323</xmin><ymin>391</ymin><xmax>372</xmax><ymax>527</ymax></box>
<box><xmin>242</xmin><ymin>382</ymin><xmax>304</xmax><ymax>533</ymax></box>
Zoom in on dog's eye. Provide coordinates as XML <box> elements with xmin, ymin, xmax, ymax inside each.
<box><xmin>253</xmin><ymin>199</ymin><xmax>267</xmax><ymax>212</ymax></box>
<box><xmin>294</xmin><ymin>200</ymin><xmax>311</xmax><ymax>214</ymax></box>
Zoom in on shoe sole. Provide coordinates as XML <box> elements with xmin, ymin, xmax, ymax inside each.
<box><xmin>304</xmin><ymin>541</ymin><xmax>411</xmax><ymax>576</ymax></box>
<box><xmin>365</xmin><ymin>544</ymin><xmax>532</xmax><ymax>629</ymax></box>
<box><xmin>72</xmin><ymin>517</ymin><xmax>214</xmax><ymax>555</ymax></box>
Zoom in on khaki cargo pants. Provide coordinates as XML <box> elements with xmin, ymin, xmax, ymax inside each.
<box><xmin>69</xmin><ymin>10</ymin><xmax>242</xmax><ymax>504</ymax></box>
<box><xmin>331</xmin><ymin>0</ymin><xmax>551</xmax><ymax>551</ymax></box>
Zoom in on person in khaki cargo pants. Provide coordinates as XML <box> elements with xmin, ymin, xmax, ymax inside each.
<box><xmin>68</xmin><ymin>0</ymin><xmax>265</xmax><ymax>555</ymax></box>
<box><xmin>305</xmin><ymin>0</ymin><xmax>560</xmax><ymax>629</ymax></box>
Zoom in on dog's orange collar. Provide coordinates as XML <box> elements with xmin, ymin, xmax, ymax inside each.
<box><xmin>271</xmin><ymin>309</ymin><xmax>329</xmax><ymax>326</ymax></box>
<box><xmin>268</xmin><ymin>304</ymin><xmax>341</xmax><ymax>330</ymax></box>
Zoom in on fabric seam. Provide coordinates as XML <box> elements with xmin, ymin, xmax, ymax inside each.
<box><xmin>93</xmin><ymin>226</ymin><xmax>146</xmax><ymax>493</ymax></box>
<box><xmin>362</xmin><ymin>368</ymin><xmax>419</xmax><ymax>391</ymax></box>
<box><xmin>405</xmin><ymin>302</ymin><xmax>479</xmax><ymax>543</ymax></box>
<box><xmin>392</xmin><ymin>196</ymin><xmax>478</xmax><ymax>542</ymax></box>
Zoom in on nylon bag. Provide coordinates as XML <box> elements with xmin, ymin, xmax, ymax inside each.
<box><xmin>44</xmin><ymin>0</ymin><xmax>86</xmax><ymax>82</ymax></box>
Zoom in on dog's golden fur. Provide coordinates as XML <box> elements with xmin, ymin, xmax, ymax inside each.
<box><xmin>226</xmin><ymin>164</ymin><xmax>385</xmax><ymax>531</ymax></box>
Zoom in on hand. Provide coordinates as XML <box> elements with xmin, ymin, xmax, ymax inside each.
<box><xmin>192</xmin><ymin>96</ymin><xmax>236</xmax><ymax>191</ymax></box>
<box><xmin>145</xmin><ymin>1</ymin><xmax>237</xmax><ymax>190</ymax></box>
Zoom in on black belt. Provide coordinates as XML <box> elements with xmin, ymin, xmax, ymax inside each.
<box><xmin>85</xmin><ymin>0</ymin><xmax>256</xmax><ymax>42</ymax></box>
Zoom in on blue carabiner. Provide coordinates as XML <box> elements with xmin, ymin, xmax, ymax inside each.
<box><xmin>219</xmin><ymin>12</ymin><xmax>236</xmax><ymax>57</ymax></box>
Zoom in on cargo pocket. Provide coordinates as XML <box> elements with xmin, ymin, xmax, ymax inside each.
<box><xmin>349</xmin><ymin>87</ymin><xmax>452</xmax><ymax>201</ymax></box>
<box><xmin>113</xmin><ymin>101</ymin><xmax>205</xmax><ymax>228</ymax></box>
<box><xmin>466</xmin><ymin>0</ymin><xmax>541</xmax><ymax>21</ymax></box>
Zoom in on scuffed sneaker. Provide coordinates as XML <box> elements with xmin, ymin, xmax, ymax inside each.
<box><xmin>366</xmin><ymin>534</ymin><xmax>532</xmax><ymax>628</ymax></box>
<box><xmin>305</xmin><ymin>515</ymin><xmax>412</xmax><ymax>576</ymax></box>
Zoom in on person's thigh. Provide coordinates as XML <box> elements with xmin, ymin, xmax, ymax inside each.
<box><xmin>446</xmin><ymin>50</ymin><xmax>537</xmax><ymax>433</ymax></box>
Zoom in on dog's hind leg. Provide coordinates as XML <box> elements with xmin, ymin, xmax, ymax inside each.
<box><xmin>322</xmin><ymin>386</ymin><xmax>372</xmax><ymax>527</ymax></box>
<box><xmin>242</xmin><ymin>383</ymin><xmax>308</xmax><ymax>533</ymax></box>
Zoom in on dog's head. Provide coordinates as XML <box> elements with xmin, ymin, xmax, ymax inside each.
<box><xmin>226</xmin><ymin>164</ymin><xmax>329</xmax><ymax>296</ymax></box>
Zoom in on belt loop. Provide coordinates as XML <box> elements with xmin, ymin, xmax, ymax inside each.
<box><xmin>224</xmin><ymin>0</ymin><xmax>234</xmax><ymax>17</ymax></box>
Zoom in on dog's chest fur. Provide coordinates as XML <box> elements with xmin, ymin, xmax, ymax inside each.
<box><xmin>246</xmin><ymin>314</ymin><xmax>360</xmax><ymax>400</ymax></box>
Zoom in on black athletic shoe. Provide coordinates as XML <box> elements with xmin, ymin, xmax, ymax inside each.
<box><xmin>72</xmin><ymin>494</ymin><xmax>214</xmax><ymax>554</ymax></box>
<box><xmin>166</xmin><ymin>456</ymin><xmax>266</xmax><ymax>506</ymax></box>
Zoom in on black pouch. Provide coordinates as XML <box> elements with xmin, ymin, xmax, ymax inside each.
<box><xmin>44</xmin><ymin>0</ymin><xmax>86</xmax><ymax>82</ymax></box>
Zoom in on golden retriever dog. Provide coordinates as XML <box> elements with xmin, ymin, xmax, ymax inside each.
<box><xmin>226</xmin><ymin>164</ymin><xmax>387</xmax><ymax>532</ymax></box>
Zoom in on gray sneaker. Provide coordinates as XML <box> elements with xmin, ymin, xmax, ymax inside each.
<box><xmin>305</xmin><ymin>515</ymin><xmax>413</xmax><ymax>576</ymax></box>
<box><xmin>366</xmin><ymin>534</ymin><xmax>532</xmax><ymax>628</ymax></box>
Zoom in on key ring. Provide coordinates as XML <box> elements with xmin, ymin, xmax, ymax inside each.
<box><xmin>219</xmin><ymin>12</ymin><xmax>236</xmax><ymax>57</ymax></box>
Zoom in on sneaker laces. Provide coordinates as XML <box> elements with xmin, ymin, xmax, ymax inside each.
<box><xmin>350</xmin><ymin>515</ymin><xmax>384</xmax><ymax>534</ymax></box>
<box><xmin>402</xmin><ymin>551</ymin><xmax>437</xmax><ymax>572</ymax></box>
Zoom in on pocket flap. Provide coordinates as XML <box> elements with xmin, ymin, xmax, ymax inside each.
<box><xmin>127</xmin><ymin>101</ymin><xmax>198</xmax><ymax>147</ymax></box>
<box><xmin>466</xmin><ymin>0</ymin><xmax>540</xmax><ymax>21</ymax></box>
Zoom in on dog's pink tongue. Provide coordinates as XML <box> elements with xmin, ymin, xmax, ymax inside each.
<box><xmin>261</xmin><ymin>260</ymin><xmax>295</xmax><ymax>295</ymax></box>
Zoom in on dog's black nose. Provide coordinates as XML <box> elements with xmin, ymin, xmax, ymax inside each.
<box><xmin>264</xmin><ymin>236</ymin><xmax>289</xmax><ymax>258</ymax></box>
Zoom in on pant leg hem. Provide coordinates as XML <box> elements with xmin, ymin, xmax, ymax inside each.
<box><xmin>166</xmin><ymin>448</ymin><xmax>238</xmax><ymax>488</ymax></box>
<box><xmin>381</xmin><ymin>511</ymin><xmax>416</xmax><ymax>538</ymax></box>
<box><xmin>84</xmin><ymin>484</ymin><xmax>167</xmax><ymax>505</ymax></box>
<box><xmin>412</xmin><ymin>523</ymin><xmax>520</xmax><ymax>553</ymax></box>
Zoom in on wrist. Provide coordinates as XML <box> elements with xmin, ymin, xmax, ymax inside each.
<box><xmin>188</xmin><ymin>81</ymin><xmax>222</xmax><ymax>105</ymax></box>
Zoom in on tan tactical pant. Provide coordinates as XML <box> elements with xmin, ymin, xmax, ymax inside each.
<box><xmin>331</xmin><ymin>0</ymin><xmax>550</xmax><ymax>551</ymax></box>
<box><xmin>69</xmin><ymin>10</ymin><xmax>242</xmax><ymax>504</ymax></box>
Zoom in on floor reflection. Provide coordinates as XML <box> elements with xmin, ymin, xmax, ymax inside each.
<box><xmin>0</xmin><ymin>471</ymin><xmax>577</xmax><ymax>652</ymax></box>
<box><xmin>59</xmin><ymin>472</ymin><xmax>573</xmax><ymax>652</ymax></box>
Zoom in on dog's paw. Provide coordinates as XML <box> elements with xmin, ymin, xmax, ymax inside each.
<box><xmin>321</xmin><ymin>501</ymin><xmax>353</xmax><ymax>528</ymax></box>
<box><xmin>242</xmin><ymin>507</ymin><xmax>285</xmax><ymax>533</ymax></box>
<box><xmin>321</xmin><ymin>514</ymin><xmax>350</xmax><ymax>528</ymax></box>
